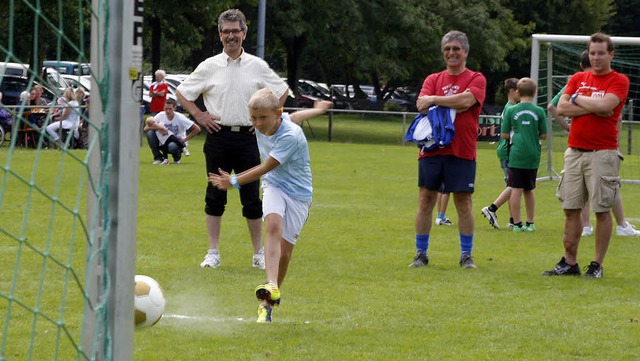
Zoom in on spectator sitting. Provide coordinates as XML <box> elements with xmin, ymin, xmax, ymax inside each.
<box><xmin>45</xmin><ymin>87</ymin><xmax>81</xmax><ymax>147</ymax></box>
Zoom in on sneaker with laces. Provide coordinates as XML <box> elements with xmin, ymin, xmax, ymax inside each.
<box><xmin>584</xmin><ymin>261</ymin><xmax>603</xmax><ymax>278</ymax></box>
<box><xmin>255</xmin><ymin>282</ymin><xmax>280</xmax><ymax>305</ymax></box>
<box><xmin>256</xmin><ymin>303</ymin><xmax>272</xmax><ymax>323</ymax></box>
<box><xmin>152</xmin><ymin>159</ymin><xmax>163</xmax><ymax>165</ymax></box>
<box><xmin>513</xmin><ymin>225</ymin><xmax>527</xmax><ymax>232</ymax></box>
<box><xmin>525</xmin><ymin>223</ymin><xmax>536</xmax><ymax>232</ymax></box>
<box><xmin>200</xmin><ymin>249</ymin><xmax>220</xmax><ymax>268</ymax></box>
<box><xmin>581</xmin><ymin>226</ymin><xmax>594</xmax><ymax>236</ymax></box>
<box><xmin>542</xmin><ymin>257</ymin><xmax>581</xmax><ymax>276</ymax></box>
<box><xmin>252</xmin><ymin>249</ymin><xmax>266</xmax><ymax>269</ymax></box>
<box><xmin>435</xmin><ymin>218</ymin><xmax>453</xmax><ymax>226</ymax></box>
<box><xmin>459</xmin><ymin>254</ymin><xmax>477</xmax><ymax>269</ymax></box>
<box><xmin>481</xmin><ymin>206</ymin><xmax>500</xmax><ymax>229</ymax></box>
<box><xmin>183</xmin><ymin>148</ymin><xmax>190</xmax><ymax>157</ymax></box>
<box><xmin>616</xmin><ymin>222</ymin><xmax>640</xmax><ymax>236</ymax></box>
<box><xmin>408</xmin><ymin>252</ymin><xmax>429</xmax><ymax>267</ymax></box>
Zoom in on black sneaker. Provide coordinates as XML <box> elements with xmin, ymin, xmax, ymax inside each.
<box><xmin>459</xmin><ymin>254</ymin><xmax>477</xmax><ymax>269</ymax></box>
<box><xmin>584</xmin><ymin>261</ymin><xmax>603</xmax><ymax>278</ymax></box>
<box><xmin>542</xmin><ymin>257</ymin><xmax>581</xmax><ymax>276</ymax></box>
<box><xmin>408</xmin><ymin>252</ymin><xmax>429</xmax><ymax>267</ymax></box>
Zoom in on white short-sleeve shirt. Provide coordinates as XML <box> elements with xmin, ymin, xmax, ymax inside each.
<box><xmin>177</xmin><ymin>50</ymin><xmax>289</xmax><ymax>127</ymax></box>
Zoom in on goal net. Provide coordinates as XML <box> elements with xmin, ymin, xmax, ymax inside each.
<box><xmin>531</xmin><ymin>34</ymin><xmax>640</xmax><ymax>184</ymax></box>
<box><xmin>1</xmin><ymin>1</ymin><xmax>141</xmax><ymax>360</ymax></box>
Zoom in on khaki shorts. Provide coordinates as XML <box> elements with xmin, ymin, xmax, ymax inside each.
<box><xmin>556</xmin><ymin>148</ymin><xmax>620</xmax><ymax>213</ymax></box>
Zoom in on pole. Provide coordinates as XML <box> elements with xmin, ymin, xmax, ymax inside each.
<box><xmin>256</xmin><ymin>0</ymin><xmax>266</xmax><ymax>59</ymax></box>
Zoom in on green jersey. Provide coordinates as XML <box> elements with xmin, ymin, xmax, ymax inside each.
<box><xmin>551</xmin><ymin>85</ymin><xmax>567</xmax><ymax>107</ymax></box>
<box><xmin>496</xmin><ymin>101</ymin><xmax>517</xmax><ymax>161</ymax></box>
<box><xmin>501</xmin><ymin>102</ymin><xmax>548</xmax><ymax>169</ymax></box>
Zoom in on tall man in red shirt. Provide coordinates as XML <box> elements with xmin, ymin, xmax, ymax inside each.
<box><xmin>408</xmin><ymin>30</ymin><xmax>486</xmax><ymax>269</ymax></box>
<box><xmin>543</xmin><ymin>33</ymin><xmax>630</xmax><ymax>278</ymax></box>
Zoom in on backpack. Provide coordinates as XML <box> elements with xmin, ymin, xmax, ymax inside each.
<box><xmin>405</xmin><ymin>105</ymin><xmax>456</xmax><ymax>151</ymax></box>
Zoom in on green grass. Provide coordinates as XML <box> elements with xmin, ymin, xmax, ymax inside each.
<box><xmin>2</xmin><ymin>117</ymin><xmax>640</xmax><ymax>360</ymax></box>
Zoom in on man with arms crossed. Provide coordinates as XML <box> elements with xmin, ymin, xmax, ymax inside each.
<box><xmin>408</xmin><ymin>30</ymin><xmax>486</xmax><ymax>269</ymax></box>
<box><xmin>543</xmin><ymin>33</ymin><xmax>630</xmax><ymax>278</ymax></box>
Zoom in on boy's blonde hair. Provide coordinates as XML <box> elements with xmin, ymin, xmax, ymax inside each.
<box><xmin>517</xmin><ymin>78</ymin><xmax>537</xmax><ymax>98</ymax></box>
<box><xmin>145</xmin><ymin>116</ymin><xmax>156</xmax><ymax>125</ymax></box>
<box><xmin>249</xmin><ymin>88</ymin><xmax>280</xmax><ymax>112</ymax></box>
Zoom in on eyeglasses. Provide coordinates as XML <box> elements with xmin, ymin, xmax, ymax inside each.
<box><xmin>220</xmin><ymin>29</ymin><xmax>243</xmax><ymax>35</ymax></box>
<box><xmin>442</xmin><ymin>46</ymin><xmax>462</xmax><ymax>52</ymax></box>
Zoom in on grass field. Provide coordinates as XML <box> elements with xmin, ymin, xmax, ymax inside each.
<box><xmin>2</xmin><ymin>116</ymin><xmax>640</xmax><ymax>360</ymax></box>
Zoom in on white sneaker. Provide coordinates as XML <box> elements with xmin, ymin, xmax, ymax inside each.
<box><xmin>152</xmin><ymin>159</ymin><xmax>163</xmax><ymax>165</ymax></box>
<box><xmin>616</xmin><ymin>222</ymin><xmax>640</xmax><ymax>236</ymax></box>
<box><xmin>200</xmin><ymin>249</ymin><xmax>220</xmax><ymax>268</ymax></box>
<box><xmin>252</xmin><ymin>249</ymin><xmax>266</xmax><ymax>269</ymax></box>
<box><xmin>161</xmin><ymin>158</ymin><xmax>169</xmax><ymax>165</ymax></box>
<box><xmin>183</xmin><ymin>148</ymin><xmax>190</xmax><ymax>157</ymax></box>
<box><xmin>174</xmin><ymin>160</ymin><xmax>181</xmax><ymax>164</ymax></box>
<box><xmin>435</xmin><ymin>217</ymin><xmax>453</xmax><ymax>226</ymax></box>
<box><xmin>581</xmin><ymin>226</ymin><xmax>594</xmax><ymax>237</ymax></box>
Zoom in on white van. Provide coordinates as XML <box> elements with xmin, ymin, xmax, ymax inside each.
<box><xmin>0</xmin><ymin>62</ymin><xmax>30</xmax><ymax>77</ymax></box>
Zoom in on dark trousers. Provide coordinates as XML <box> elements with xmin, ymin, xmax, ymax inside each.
<box><xmin>203</xmin><ymin>128</ymin><xmax>262</xmax><ymax>219</ymax></box>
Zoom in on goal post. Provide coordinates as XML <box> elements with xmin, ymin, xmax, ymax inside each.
<box><xmin>530</xmin><ymin>34</ymin><xmax>640</xmax><ymax>184</ymax></box>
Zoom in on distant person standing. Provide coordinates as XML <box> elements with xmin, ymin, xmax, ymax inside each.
<box><xmin>543</xmin><ymin>33</ymin><xmax>630</xmax><ymax>278</ymax></box>
<box><xmin>149</xmin><ymin>69</ymin><xmax>169</xmax><ymax>115</ymax></box>
<box><xmin>408</xmin><ymin>30</ymin><xmax>486</xmax><ymax>269</ymax></box>
<box><xmin>176</xmin><ymin>9</ymin><xmax>289</xmax><ymax>270</ymax></box>
<box><xmin>500</xmin><ymin>78</ymin><xmax>547</xmax><ymax>232</ymax></box>
<box><xmin>482</xmin><ymin>78</ymin><xmax>520</xmax><ymax>229</ymax></box>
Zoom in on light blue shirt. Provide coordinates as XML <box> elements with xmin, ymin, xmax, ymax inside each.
<box><xmin>256</xmin><ymin>113</ymin><xmax>312</xmax><ymax>202</ymax></box>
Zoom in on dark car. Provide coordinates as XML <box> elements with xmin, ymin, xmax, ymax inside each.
<box><xmin>0</xmin><ymin>75</ymin><xmax>29</xmax><ymax>106</ymax></box>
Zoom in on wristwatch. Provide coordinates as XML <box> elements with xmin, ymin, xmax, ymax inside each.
<box><xmin>570</xmin><ymin>93</ymin><xmax>579</xmax><ymax>105</ymax></box>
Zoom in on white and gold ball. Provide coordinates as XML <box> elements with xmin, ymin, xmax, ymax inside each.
<box><xmin>134</xmin><ymin>275</ymin><xmax>166</xmax><ymax>328</ymax></box>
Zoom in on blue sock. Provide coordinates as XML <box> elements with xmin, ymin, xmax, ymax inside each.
<box><xmin>416</xmin><ymin>234</ymin><xmax>430</xmax><ymax>255</ymax></box>
<box><xmin>460</xmin><ymin>233</ymin><xmax>473</xmax><ymax>256</ymax></box>
<box><xmin>437</xmin><ymin>212</ymin><xmax>445</xmax><ymax>220</ymax></box>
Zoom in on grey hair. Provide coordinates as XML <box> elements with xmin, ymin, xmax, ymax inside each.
<box><xmin>218</xmin><ymin>9</ymin><xmax>247</xmax><ymax>32</ymax></box>
<box><xmin>441</xmin><ymin>30</ymin><xmax>469</xmax><ymax>52</ymax></box>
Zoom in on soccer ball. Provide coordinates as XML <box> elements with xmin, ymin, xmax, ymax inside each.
<box><xmin>134</xmin><ymin>275</ymin><xmax>166</xmax><ymax>328</ymax></box>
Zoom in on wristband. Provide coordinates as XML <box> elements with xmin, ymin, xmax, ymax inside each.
<box><xmin>229</xmin><ymin>174</ymin><xmax>240</xmax><ymax>190</ymax></box>
<box><xmin>570</xmin><ymin>93</ymin><xmax>579</xmax><ymax>105</ymax></box>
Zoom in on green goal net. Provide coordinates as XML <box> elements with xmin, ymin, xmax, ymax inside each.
<box><xmin>1</xmin><ymin>0</ymin><xmax>141</xmax><ymax>360</ymax></box>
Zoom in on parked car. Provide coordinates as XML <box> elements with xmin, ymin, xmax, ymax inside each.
<box><xmin>0</xmin><ymin>75</ymin><xmax>29</xmax><ymax>106</ymax></box>
<box><xmin>0</xmin><ymin>62</ymin><xmax>29</xmax><ymax>77</ymax></box>
<box><xmin>60</xmin><ymin>74</ymin><xmax>91</xmax><ymax>97</ymax></box>
<box><xmin>298</xmin><ymin>79</ymin><xmax>353</xmax><ymax>109</ymax></box>
<box><xmin>42</xmin><ymin>60</ymin><xmax>91</xmax><ymax>76</ymax></box>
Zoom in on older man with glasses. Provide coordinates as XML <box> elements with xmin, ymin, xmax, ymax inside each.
<box><xmin>408</xmin><ymin>30</ymin><xmax>487</xmax><ymax>269</ymax></box>
<box><xmin>176</xmin><ymin>9</ymin><xmax>289</xmax><ymax>271</ymax></box>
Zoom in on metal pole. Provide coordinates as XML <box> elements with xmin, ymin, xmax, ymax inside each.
<box><xmin>256</xmin><ymin>0</ymin><xmax>266</xmax><ymax>59</ymax></box>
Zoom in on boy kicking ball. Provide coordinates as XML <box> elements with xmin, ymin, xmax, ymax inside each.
<box><xmin>208</xmin><ymin>88</ymin><xmax>332</xmax><ymax>323</ymax></box>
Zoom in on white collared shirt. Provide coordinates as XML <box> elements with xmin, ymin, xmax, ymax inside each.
<box><xmin>177</xmin><ymin>49</ymin><xmax>289</xmax><ymax>127</ymax></box>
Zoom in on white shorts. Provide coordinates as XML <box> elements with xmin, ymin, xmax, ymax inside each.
<box><xmin>262</xmin><ymin>185</ymin><xmax>311</xmax><ymax>245</ymax></box>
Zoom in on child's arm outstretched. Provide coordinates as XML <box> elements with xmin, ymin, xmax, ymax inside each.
<box><xmin>289</xmin><ymin>100</ymin><xmax>333</xmax><ymax>125</ymax></box>
<box><xmin>208</xmin><ymin>157</ymin><xmax>280</xmax><ymax>191</ymax></box>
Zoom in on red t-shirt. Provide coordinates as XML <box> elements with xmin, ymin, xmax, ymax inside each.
<box><xmin>149</xmin><ymin>81</ymin><xmax>169</xmax><ymax>113</ymax></box>
<box><xmin>418</xmin><ymin>69</ymin><xmax>486</xmax><ymax>160</ymax></box>
<box><xmin>565</xmin><ymin>70</ymin><xmax>629</xmax><ymax>150</ymax></box>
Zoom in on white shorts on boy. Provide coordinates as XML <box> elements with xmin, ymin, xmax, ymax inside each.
<box><xmin>262</xmin><ymin>185</ymin><xmax>310</xmax><ymax>245</ymax></box>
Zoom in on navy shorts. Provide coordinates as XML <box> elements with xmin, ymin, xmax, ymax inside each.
<box><xmin>418</xmin><ymin>155</ymin><xmax>476</xmax><ymax>193</ymax></box>
<box><xmin>508</xmin><ymin>168</ymin><xmax>537</xmax><ymax>191</ymax></box>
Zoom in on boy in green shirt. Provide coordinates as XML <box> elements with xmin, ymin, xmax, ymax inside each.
<box><xmin>501</xmin><ymin>78</ymin><xmax>547</xmax><ymax>232</ymax></box>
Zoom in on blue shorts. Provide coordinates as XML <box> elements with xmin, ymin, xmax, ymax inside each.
<box><xmin>418</xmin><ymin>155</ymin><xmax>476</xmax><ymax>193</ymax></box>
